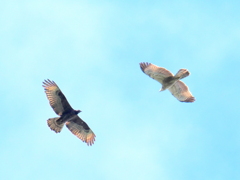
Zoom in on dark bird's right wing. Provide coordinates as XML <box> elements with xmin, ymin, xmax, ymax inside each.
<box><xmin>42</xmin><ymin>79</ymin><xmax>73</xmax><ymax>116</ymax></box>
<box><xmin>66</xmin><ymin>116</ymin><xmax>96</xmax><ymax>146</ymax></box>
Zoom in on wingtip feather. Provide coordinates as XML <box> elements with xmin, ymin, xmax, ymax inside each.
<box><xmin>86</xmin><ymin>133</ymin><xmax>96</xmax><ymax>146</ymax></box>
<box><xmin>181</xmin><ymin>97</ymin><xmax>195</xmax><ymax>103</ymax></box>
<box><xmin>139</xmin><ymin>62</ymin><xmax>151</xmax><ymax>72</ymax></box>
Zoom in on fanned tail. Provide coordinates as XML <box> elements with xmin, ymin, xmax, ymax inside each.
<box><xmin>174</xmin><ymin>69</ymin><xmax>190</xmax><ymax>80</ymax></box>
<box><xmin>47</xmin><ymin>117</ymin><xmax>64</xmax><ymax>133</ymax></box>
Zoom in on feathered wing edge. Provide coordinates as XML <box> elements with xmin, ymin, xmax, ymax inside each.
<box><xmin>174</xmin><ymin>69</ymin><xmax>190</xmax><ymax>80</ymax></box>
<box><xmin>66</xmin><ymin>117</ymin><xmax>96</xmax><ymax>146</ymax></box>
<box><xmin>47</xmin><ymin>117</ymin><xmax>64</xmax><ymax>133</ymax></box>
<box><xmin>42</xmin><ymin>79</ymin><xmax>65</xmax><ymax>115</ymax></box>
<box><xmin>139</xmin><ymin>62</ymin><xmax>151</xmax><ymax>73</ymax></box>
<box><xmin>42</xmin><ymin>79</ymin><xmax>58</xmax><ymax>88</ymax></box>
<box><xmin>139</xmin><ymin>62</ymin><xmax>173</xmax><ymax>84</ymax></box>
<box><xmin>168</xmin><ymin>80</ymin><xmax>195</xmax><ymax>102</ymax></box>
<box><xmin>42</xmin><ymin>79</ymin><xmax>74</xmax><ymax>115</ymax></box>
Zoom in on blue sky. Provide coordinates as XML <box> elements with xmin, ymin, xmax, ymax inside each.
<box><xmin>1</xmin><ymin>0</ymin><xmax>240</xmax><ymax>179</ymax></box>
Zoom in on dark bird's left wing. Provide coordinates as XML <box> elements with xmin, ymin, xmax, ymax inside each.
<box><xmin>42</xmin><ymin>79</ymin><xmax>73</xmax><ymax>116</ymax></box>
<box><xmin>66</xmin><ymin>116</ymin><xmax>96</xmax><ymax>146</ymax></box>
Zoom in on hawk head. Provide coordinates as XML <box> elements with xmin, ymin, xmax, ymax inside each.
<box><xmin>74</xmin><ymin>110</ymin><xmax>82</xmax><ymax>114</ymax></box>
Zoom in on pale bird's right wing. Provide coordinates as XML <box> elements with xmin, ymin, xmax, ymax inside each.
<box><xmin>140</xmin><ymin>62</ymin><xmax>173</xmax><ymax>84</ymax></box>
<box><xmin>168</xmin><ymin>80</ymin><xmax>195</xmax><ymax>102</ymax></box>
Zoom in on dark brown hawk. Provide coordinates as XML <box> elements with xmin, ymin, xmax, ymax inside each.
<box><xmin>42</xmin><ymin>79</ymin><xmax>96</xmax><ymax>146</ymax></box>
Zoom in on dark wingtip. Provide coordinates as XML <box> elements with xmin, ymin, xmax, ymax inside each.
<box><xmin>42</xmin><ymin>79</ymin><xmax>57</xmax><ymax>88</ymax></box>
<box><xmin>139</xmin><ymin>62</ymin><xmax>151</xmax><ymax>72</ymax></box>
<box><xmin>181</xmin><ymin>97</ymin><xmax>195</xmax><ymax>103</ymax></box>
<box><xmin>42</xmin><ymin>79</ymin><xmax>48</xmax><ymax>87</ymax></box>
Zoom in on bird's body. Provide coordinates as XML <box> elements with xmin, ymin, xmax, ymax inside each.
<box><xmin>56</xmin><ymin>110</ymin><xmax>80</xmax><ymax>124</ymax></box>
<box><xmin>161</xmin><ymin>76</ymin><xmax>179</xmax><ymax>91</ymax></box>
<box><xmin>140</xmin><ymin>62</ymin><xmax>195</xmax><ymax>102</ymax></box>
<box><xmin>42</xmin><ymin>79</ymin><xmax>96</xmax><ymax>146</ymax></box>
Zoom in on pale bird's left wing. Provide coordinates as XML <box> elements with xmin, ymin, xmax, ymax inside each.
<box><xmin>66</xmin><ymin>116</ymin><xmax>96</xmax><ymax>146</ymax></box>
<box><xmin>168</xmin><ymin>80</ymin><xmax>195</xmax><ymax>102</ymax></box>
<box><xmin>140</xmin><ymin>62</ymin><xmax>173</xmax><ymax>84</ymax></box>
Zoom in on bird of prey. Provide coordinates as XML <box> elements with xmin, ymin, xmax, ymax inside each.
<box><xmin>140</xmin><ymin>62</ymin><xmax>195</xmax><ymax>102</ymax></box>
<box><xmin>42</xmin><ymin>79</ymin><xmax>96</xmax><ymax>146</ymax></box>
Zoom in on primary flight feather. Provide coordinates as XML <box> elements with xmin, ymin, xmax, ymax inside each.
<box><xmin>42</xmin><ymin>79</ymin><xmax>96</xmax><ymax>146</ymax></box>
<box><xmin>140</xmin><ymin>62</ymin><xmax>195</xmax><ymax>102</ymax></box>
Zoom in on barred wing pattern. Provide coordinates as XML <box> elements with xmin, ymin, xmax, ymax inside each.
<box><xmin>168</xmin><ymin>81</ymin><xmax>195</xmax><ymax>102</ymax></box>
<box><xmin>43</xmin><ymin>79</ymin><xmax>96</xmax><ymax>146</ymax></box>
<box><xmin>140</xmin><ymin>62</ymin><xmax>173</xmax><ymax>83</ymax></box>
<box><xmin>139</xmin><ymin>62</ymin><xmax>195</xmax><ymax>103</ymax></box>
<box><xmin>66</xmin><ymin>116</ymin><xmax>96</xmax><ymax>146</ymax></box>
<box><xmin>43</xmin><ymin>79</ymin><xmax>73</xmax><ymax>115</ymax></box>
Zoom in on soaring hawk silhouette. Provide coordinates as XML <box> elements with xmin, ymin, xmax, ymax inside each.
<box><xmin>140</xmin><ymin>62</ymin><xmax>195</xmax><ymax>102</ymax></box>
<box><xmin>42</xmin><ymin>79</ymin><xmax>96</xmax><ymax>145</ymax></box>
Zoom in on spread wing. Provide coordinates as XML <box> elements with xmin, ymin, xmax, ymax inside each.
<box><xmin>66</xmin><ymin>116</ymin><xmax>96</xmax><ymax>146</ymax></box>
<box><xmin>139</xmin><ymin>62</ymin><xmax>173</xmax><ymax>84</ymax></box>
<box><xmin>42</xmin><ymin>79</ymin><xmax>73</xmax><ymax>116</ymax></box>
<box><xmin>168</xmin><ymin>80</ymin><xmax>195</xmax><ymax>102</ymax></box>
